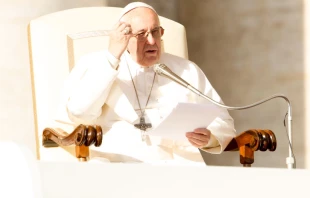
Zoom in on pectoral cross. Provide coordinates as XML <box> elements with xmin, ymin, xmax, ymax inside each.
<box><xmin>134</xmin><ymin>117</ymin><xmax>152</xmax><ymax>141</ymax></box>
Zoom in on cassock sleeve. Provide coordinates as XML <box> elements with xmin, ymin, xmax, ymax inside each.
<box><xmin>190</xmin><ymin>62</ymin><xmax>237</xmax><ymax>154</ymax></box>
<box><xmin>66</xmin><ymin>50</ymin><xmax>120</xmax><ymax>123</ymax></box>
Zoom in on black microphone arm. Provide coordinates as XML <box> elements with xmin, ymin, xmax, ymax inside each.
<box><xmin>153</xmin><ymin>63</ymin><xmax>295</xmax><ymax>169</ymax></box>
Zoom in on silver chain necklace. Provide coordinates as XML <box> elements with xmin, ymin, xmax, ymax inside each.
<box><xmin>127</xmin><ymin>64</ymin><xmax>156</xmax><ymax>141</ymax></box>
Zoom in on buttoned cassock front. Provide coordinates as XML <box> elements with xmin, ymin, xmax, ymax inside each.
<box><xmin>53</xmin><ymin>50</ymin><xmax>236</xmax><ymax>164</ymax></box>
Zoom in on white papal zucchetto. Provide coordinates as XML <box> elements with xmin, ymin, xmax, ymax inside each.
<box><xmin>118</xmin><ymin>2</ymin><xmax>158</xmax><ymax>21</ymax></box>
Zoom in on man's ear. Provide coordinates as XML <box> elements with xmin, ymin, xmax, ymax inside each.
<box><xmin>161</xmin><ymin>27</ymin><xmax>165</xmax><ymax>36</ymax></box>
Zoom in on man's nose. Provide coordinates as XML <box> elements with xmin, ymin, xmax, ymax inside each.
<box><xmin>146</xmin><ymin>33</ymin><xmax>156</xmax><ymax>45</ymax></box>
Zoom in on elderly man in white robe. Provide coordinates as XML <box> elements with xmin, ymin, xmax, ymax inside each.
<box><xmin>55</xmin><ymin>2</ymin><xmax>236</xmax><ymax>165</ymax></box>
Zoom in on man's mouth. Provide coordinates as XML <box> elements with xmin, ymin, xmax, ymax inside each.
<box><xmin>145</xmin><ymin>49</ymin><xmax>157</xmax><ymax>53</ymax></box>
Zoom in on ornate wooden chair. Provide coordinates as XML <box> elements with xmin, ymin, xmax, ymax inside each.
<box><xmin>28</xmin><ymin>6</ymin><xmax>276</xmax><ymax>166</ymax></box>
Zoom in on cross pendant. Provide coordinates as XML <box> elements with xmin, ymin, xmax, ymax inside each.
<box><xmin>134</xmin><ymin>117</ymin><xmax>152</xmax><ymax>141</ymax></box>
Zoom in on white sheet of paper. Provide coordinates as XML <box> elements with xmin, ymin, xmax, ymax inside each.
<box><xmin>149</xmin><ymin>102</ymin><xmax>223</xmax><ymax>142</ymax></box>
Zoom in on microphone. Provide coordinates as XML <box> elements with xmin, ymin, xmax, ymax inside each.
<box><xmin>153</xmin><ymin>63</ymin><xmax>295</xmax><ymax>169</ymax></box>
<box><xmin>153</xmin><ymin>63</ymin><xmax>206</xmax><ymax>99</ymax></box>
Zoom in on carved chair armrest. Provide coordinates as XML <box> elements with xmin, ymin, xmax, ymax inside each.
<box><xmin>42</xmin><ymin>124</ymin><xmax>102</xmax><ymax>161</ymax></box>
<box><xmin>224</xmin><ymin>129</ymin><xmax>277</xmax><ymax>167</ymax></box>
<box><xmin>43</xmin><ymin>126</ymin><xmax>277</xmax><ymax>166</ymax></box>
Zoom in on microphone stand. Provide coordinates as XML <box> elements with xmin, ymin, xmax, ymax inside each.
<box><xmin>154</xmin><ymin>64</ymin><xmax>295</xmax><ymax>169</ymax></box>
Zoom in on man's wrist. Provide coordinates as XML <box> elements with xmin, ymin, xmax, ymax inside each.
<box><xmin>201</xmin><ymin>133</ymin><xmax>219</xmax><ymax>149</ymax></box>
<box><xmin>106</xmin><ymin>50</ymin><xmax>121</xmax><ymax>69</ymax></box>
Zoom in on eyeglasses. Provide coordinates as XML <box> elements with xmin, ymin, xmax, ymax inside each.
<box><xmin>133</xmin><ymin>26</ymin><xmax>164</xmax><ymax>41</ymax></box>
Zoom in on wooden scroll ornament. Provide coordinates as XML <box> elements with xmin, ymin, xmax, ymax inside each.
<box><xmin>42</xmin><ymin>124</ymin><xmax>102</xmax><ymax>161</ymax></box>
<box><xmin>224</xmin><ymin>129</ymin><xmax>277</xmax><ymax>167</ymax></box>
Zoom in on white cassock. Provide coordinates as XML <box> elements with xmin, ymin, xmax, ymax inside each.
<box><xmin>53</xmin><ymin>50</ymin><xmax>236</xmax><ymax>165</ymax></box>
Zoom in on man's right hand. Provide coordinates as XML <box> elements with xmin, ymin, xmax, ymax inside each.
<box><xmin>108</xmin><ymin>22</ymin><xmax>132</xmax><ymax>60</ymax></box>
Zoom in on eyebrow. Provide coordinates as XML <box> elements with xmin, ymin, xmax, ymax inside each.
<box><xmin>134</xmin><ymin>26</ymin><xmax>161</xmax><ymax>34</ymax></box>
<box><xmin>135</xmin><ymin>28</ymin><xmax>146</xmax><ymax>33</ymax></box>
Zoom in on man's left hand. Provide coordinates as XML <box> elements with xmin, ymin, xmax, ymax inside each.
<box><xmin>186</xmin><ymin>128</ymin><xmax>211</xmax><ymax>148</ymax></box>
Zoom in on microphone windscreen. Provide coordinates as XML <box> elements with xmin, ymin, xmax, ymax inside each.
<box><xmin>153</xmin><ymin>63</ymin><xmax>167</xmax><ymax>75</ymax></box>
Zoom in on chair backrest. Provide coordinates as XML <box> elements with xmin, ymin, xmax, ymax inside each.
<box><xmin>28</xmin><ymin>6</ymin><xmax>188</xmax><ymax>160</ymax></box>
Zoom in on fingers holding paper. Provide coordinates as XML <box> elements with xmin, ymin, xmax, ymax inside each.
<box><xmin>186</xmin><ymin>128</ymin><xmax>211</xmax><ymax>148</ymax></box>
